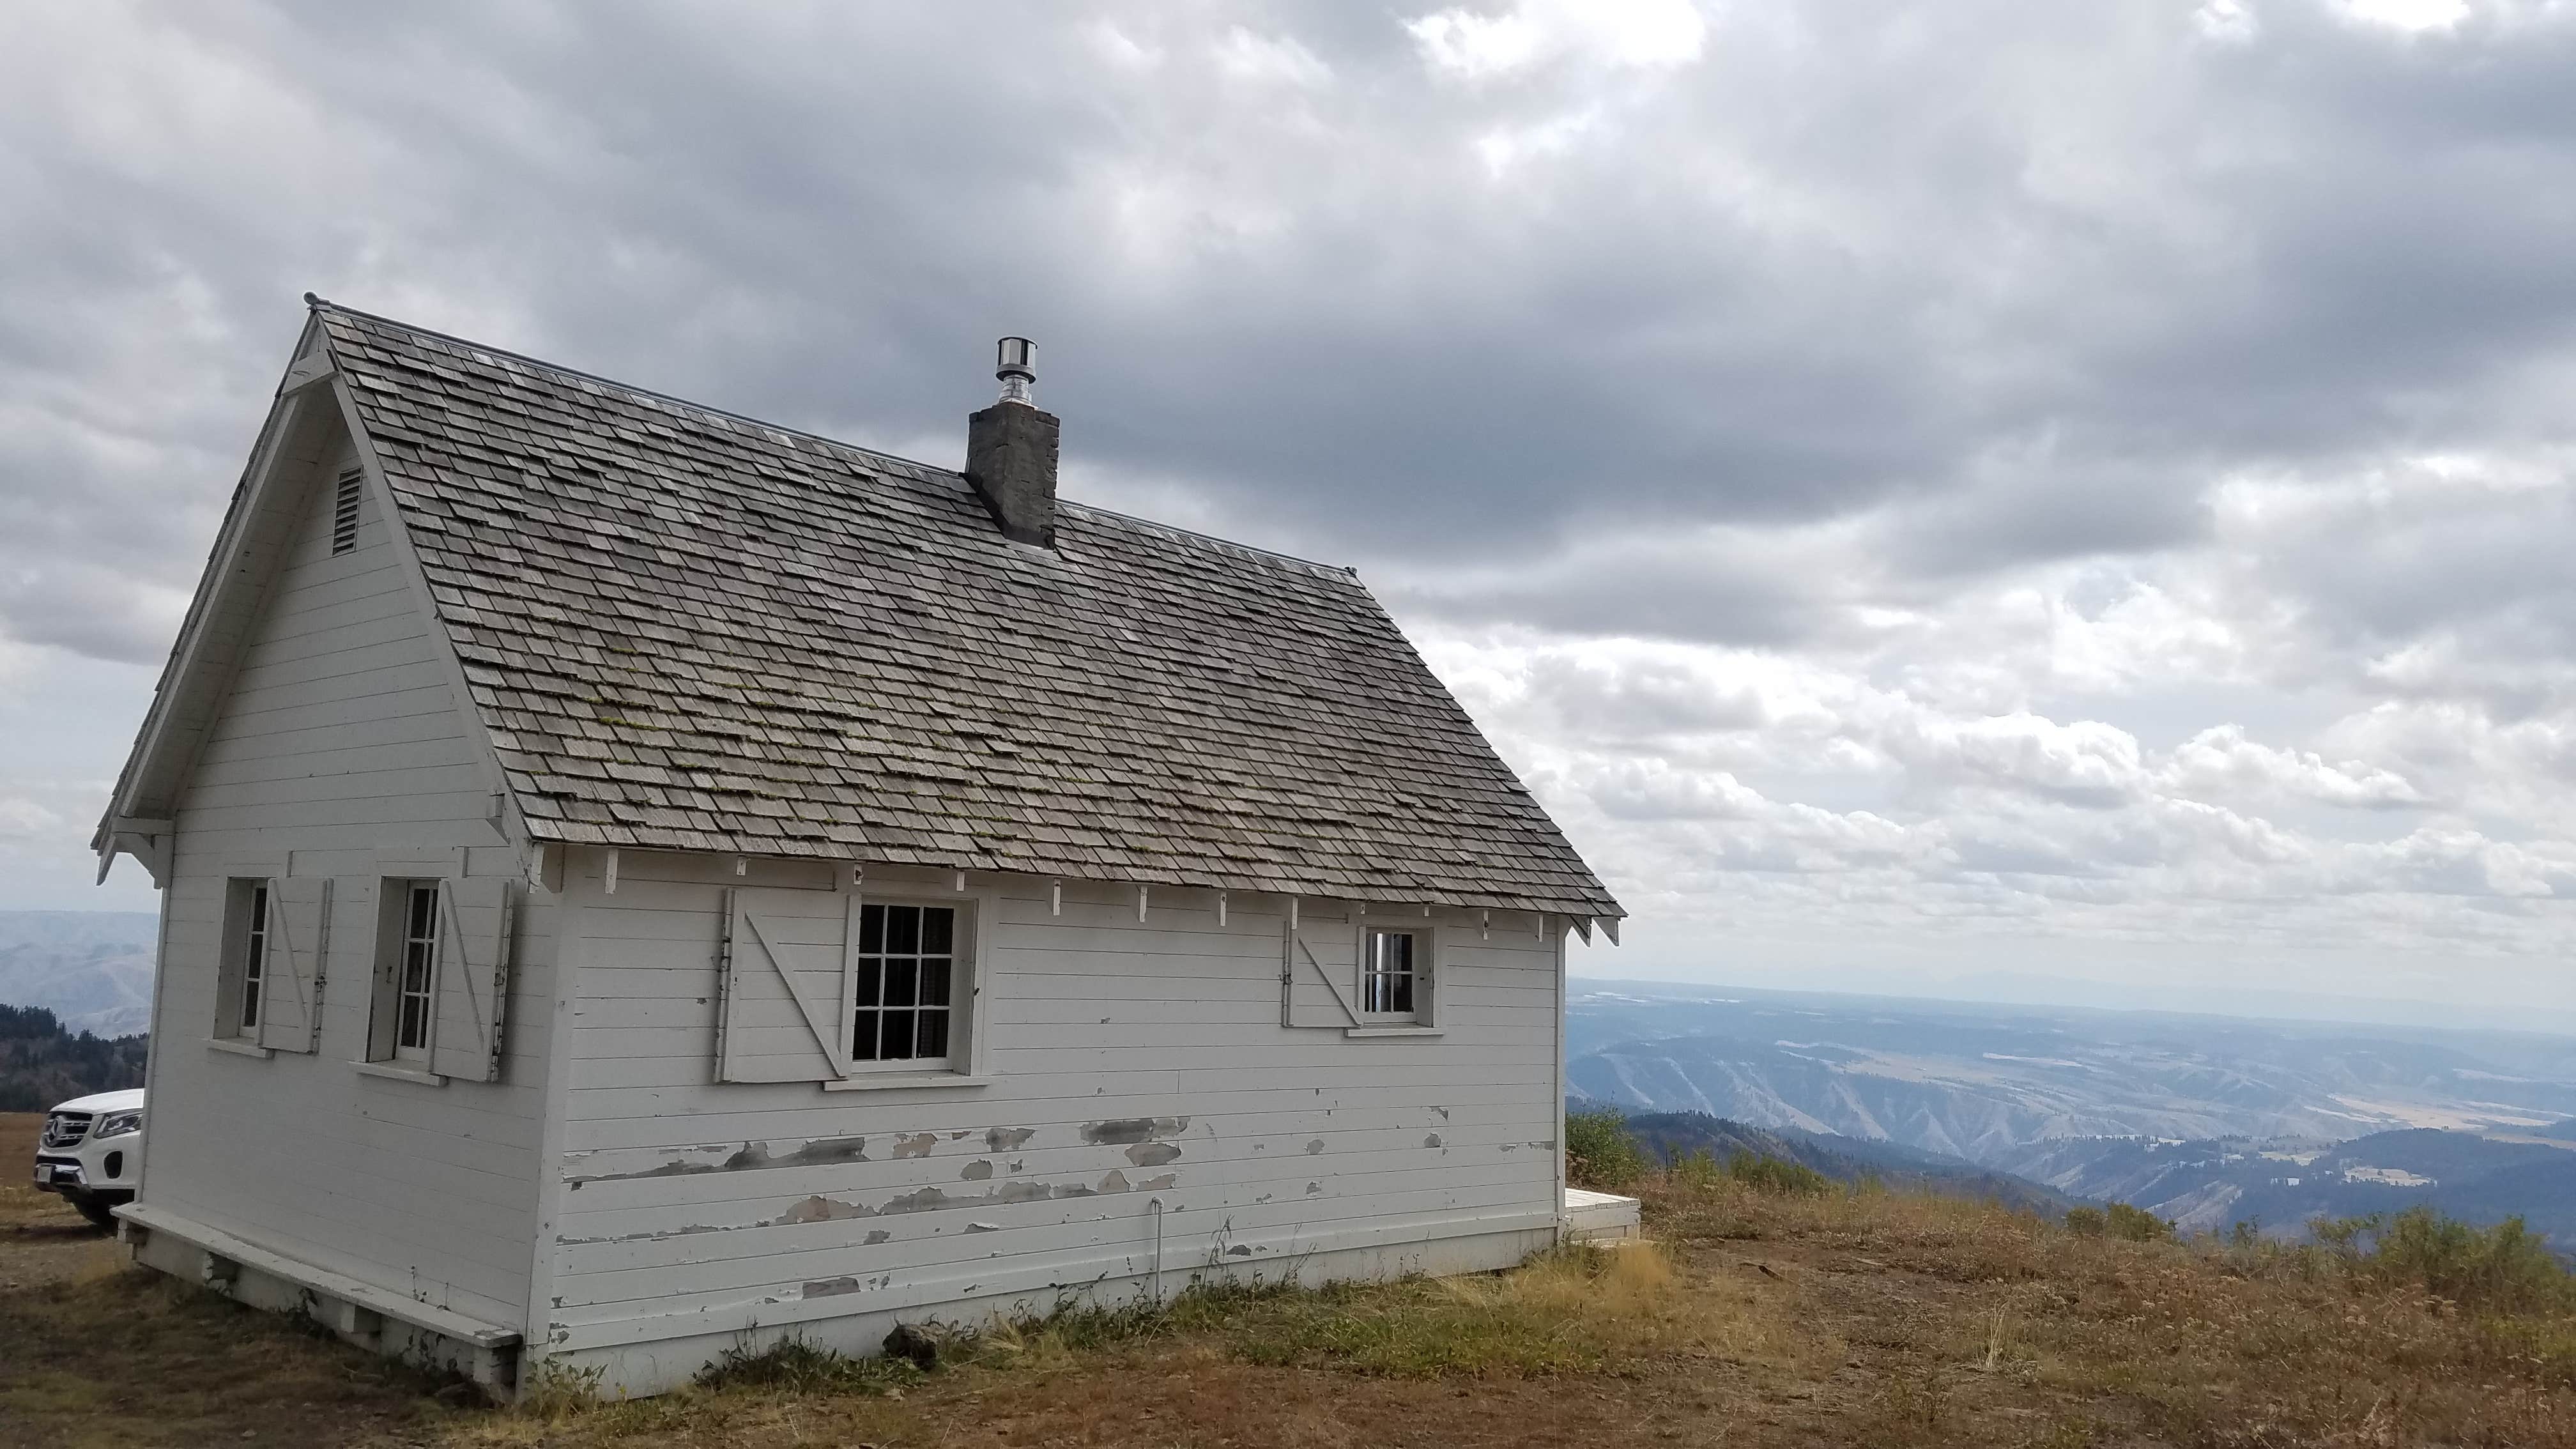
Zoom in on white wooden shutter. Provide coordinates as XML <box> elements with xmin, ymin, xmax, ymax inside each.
<box><xmin>255</xmin><ymin>878</ymin><xmax>330</xmax><ymax>1054</ymax></box>
<box><xmin>1280</xmin><ymin>917</ymin><xmax>1365</xmax><ymax>1030</ymax></box>
<box><xmin>430</xmin><ymin>878</ymin><xmax>516</xmax><ymax>1082</ymax></box>
<box><xmin>715</xmin><ymin>887</ymin><xmax>853</xmax><ymax>1083</ymax></box>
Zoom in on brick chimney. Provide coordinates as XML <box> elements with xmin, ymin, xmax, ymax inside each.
<box><xmin>965</xmin><ymin>337</ymin><xmax>1057</xmax><ymax>546</ymax></box>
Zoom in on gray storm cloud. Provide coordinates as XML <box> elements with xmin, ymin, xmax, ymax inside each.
<box><xmin>1</xmin><ymin>1</ymin><xmax>2572</xmax><ymax>1009</ymax></box>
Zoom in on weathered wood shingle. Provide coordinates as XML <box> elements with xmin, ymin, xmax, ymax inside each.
<box><xmin>317</xmin><ymin>303</ymin><xmax>1621</xmax><ymax>917</ymax></box>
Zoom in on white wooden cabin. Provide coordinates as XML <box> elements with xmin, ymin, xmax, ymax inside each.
<box><xmin>93</xmin><ymin>300</ymin><xmax>1628</xmax><ymax>1396</ymax></box>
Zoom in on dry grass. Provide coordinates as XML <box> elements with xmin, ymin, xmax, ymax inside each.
<box><xmin>6</xmin><ymin>1113</ymin><xmax>2573</xmax><ymax>1448</ymax></box>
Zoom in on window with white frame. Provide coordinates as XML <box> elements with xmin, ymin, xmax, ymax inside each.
<box><xmin>851</xmin><ymin>902</ymin><xmax>956</xmax><ymax>1064</ymax></box>
<box><xmin>1361</xmin><ymin>925</ymin><xmax>1426</xmax><ymax>1018</ymax></box>
<box><xmin>216</xmin><ymin>879</ymin><xmax>272</xmax><ymax>1038</ymax></box>
<box><xmin>367</xmin><ymin>880</ymin><xmax>443</xmax><ymax>1062</ymax></box>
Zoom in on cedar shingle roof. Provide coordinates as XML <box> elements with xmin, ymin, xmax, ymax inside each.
<box><xmin>317</xmin><ymin>303</ymin><xmax>1620</xmax><ymax>917</ymax></box>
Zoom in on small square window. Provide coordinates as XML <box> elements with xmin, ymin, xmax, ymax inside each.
<box><xmin>1361</xmin><ymin>926</ymin><xmax>1427</xmax><ymax>1019</ymax></box>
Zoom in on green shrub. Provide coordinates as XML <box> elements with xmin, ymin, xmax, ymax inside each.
<box><xmin>1726</xmin><ymin>1152</ymin><xmax>1832</xmax><ymax>1197</ymax></box>
<box><xmin>2064</xmin><ymin>1203</ymin><xmax>2169</xmax><ymax>1241</ymax></box>
<box><xmin>2105</xmin><ymin>1202</ymin><xmax>2175</xmax><ymax>1243</ymax></box>
<box><xmin>1669</xmin><ymin>1146</ymin><xmax>1722</xmax><ymax>1190</ymax></box>
<box><xmin>1565</xmin><ymin>1108</ymin><xmax>1648</xmax><ymax>1192</ymax></box>
<box><xmin>2316</xmin><ymin>1206</ymin><xmax>2575</xmax><ymax>1313</ymax></box>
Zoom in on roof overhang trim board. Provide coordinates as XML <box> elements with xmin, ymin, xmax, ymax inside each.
<box><xmin>548</xmin><ymin>839</ymin><xmax>1623</xmax><ymax>928</ymax></box>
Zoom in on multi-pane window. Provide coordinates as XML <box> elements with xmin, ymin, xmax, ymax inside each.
<box><xmin>1361</xmin><ymin>927</ymin><xmax>1419</xmax><ymax>1016</ymax></box>
<box><xmin>395</xmin><ymin>884</ymin><xmax>441</xmax><ymax>1057</ymax></box>
<box><xmin>852</xmin><ymin>903</ymin><xmax>954</xmax><ymax>1063</ymax></box>
<box><xmin>238</xmin><ymin>882</ymin><xmax>272</xmax><ymax>1032</ymax></box>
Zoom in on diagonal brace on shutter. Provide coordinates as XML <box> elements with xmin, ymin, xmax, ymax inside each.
<box><xmin>1281</xmin><ymin>928</ymin><xmax>1363</xmax><ymax>1029</ymax></box>
<box><xmin>742</xmin><ymin>910</ymin><xmax>854</xmax><ymax>1077</ymax></box>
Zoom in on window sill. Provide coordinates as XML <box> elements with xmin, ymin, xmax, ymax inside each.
<box><xmin>1344</xmin><ymin>1025</ymin><xmax>1443</xmax><ymax>1038</ymax></box>
<box><xmin>351</xmin><ymin>1061</ymin><xmax>445</xmax><ymax>1087</ymax></box>
<box><xmin>206</xmin><ymin>1038</ymin><xmax>272</xmax><ymax>1059</ymax></box>
<box><xmin>821</xmin><ymin>1072</ymin><xmax>991</xmax><ymax>1093</ymax></box>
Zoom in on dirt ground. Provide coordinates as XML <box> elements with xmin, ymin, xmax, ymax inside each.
<box><xmin>5</xmin><ymin>1110</ymin><xmax>2572</xmax><ymax>1448</ymax></box>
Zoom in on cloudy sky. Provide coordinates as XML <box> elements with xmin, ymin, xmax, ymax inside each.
<box><xmin>6</xmin><ymin>0</ymin><xmax>2574</xmax><ymax>1019</ymax></box>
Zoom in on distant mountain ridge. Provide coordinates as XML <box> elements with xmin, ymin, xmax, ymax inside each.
<box><xmin>1995</xmin><ymin>1128</ymin><xmax>2576</xmax><ymax>1245</ymax></box>
<box><xmin>0</xmin><ymin>910</ymin><xmax>157</xmax><ymax>1038</ymax></box>
<box><xmin>1609</xmin><ymin>1108</ymin><xmax>2078</xmax><ymax>1216</ymax></box>
<box><xmin>1566</xmin><ymin>981</ymin><xmax>2576</xmax><ymax>1248</ymax></box>
<box><xmin>1567</xmin><ymin>981</ymin><xmax>2576</xmax><ymax>1158</ymax></box>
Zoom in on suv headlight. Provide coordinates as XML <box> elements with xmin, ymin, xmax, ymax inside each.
<box><xmin>94</xmin><ymin>1110</ymin><xmax>142</xmax><ymax>1138</ymax></box>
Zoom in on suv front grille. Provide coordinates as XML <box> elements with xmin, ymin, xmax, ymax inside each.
<box><xmin>40</xmin><ymin>1112</ymin><xmax>92</xmax><ymax>1151</ymax></box>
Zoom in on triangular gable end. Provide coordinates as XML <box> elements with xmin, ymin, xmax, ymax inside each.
<box><xmin>95</xmin><ymin>307</ymin><xmax>516</xmax><ymax>885</ymax></box>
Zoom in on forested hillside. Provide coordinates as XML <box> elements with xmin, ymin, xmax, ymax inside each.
<box><xmin>0</xmin><ymin>1004</ymin><xmax>148</xmax><ymax>1111</ymax></box>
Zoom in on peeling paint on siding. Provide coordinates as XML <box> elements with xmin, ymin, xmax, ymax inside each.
<box><xmin>1080</xmin><ymin>1116</ymin><xmax>1190</xmax><ymax>1145</ymax></box>
<box><xmin>961</xmin><ymin>1160</ymin><xmax>994</xmax><ymax>1181</ymax></box>
<box><xmin>1125</xmin><ymin>1142</ymin><xmax>1181</xmax><ymax>1167</ymax></box>
<box><xmin>1304</xmin><ymin>1139</ymin><xmax>1324</xmax><ymax>1155</ymax></box>
<box><xmin>985</xmin><ymin>1126</ymin><xmax>1036</xmax><ymax>1152</ymax></box>
<box><xmin>1098</xmin><ymin>1169</ymin><xmax>1130</xmax><ymax>1193</ymax></box>
<box><xmin>1137</xmin><ymin>1173</ymin><xmax>1177</xmax><ymax>1192</ymax></box>
<box><xmin>1423</xmin><ymin>1134</ymin><xmax>1443</xmax><ymax>1149</ymax></box>
<box><xmin>774</xmin><ymin>1195</ymin><xmax>875</xmax><ymax>1225</ymax></box>
<box><xmin>804</xmin><ymin>1275</ymin><xmax>864</xmax><ymax>1298</ymax></box>
<box><xmin>562</xmin><ymin>1135</ymin><xmax>868</xmax><ymax>1185</ymax></box>
<box><xmin>890</xmin><ymin>1132</ymin><xmax>939</xmax><ymax>1159</ymax></box>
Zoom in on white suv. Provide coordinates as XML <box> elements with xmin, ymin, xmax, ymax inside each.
<box><xmin>33</xmin><ymin>1088</ymin><xmax>144</xmax><ymax>1230</ymax></box>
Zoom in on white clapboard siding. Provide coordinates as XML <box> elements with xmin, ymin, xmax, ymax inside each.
<box><xmin>143</xmin><ymin>433</ymin><xmax>551</xmax><ymax>1331</ymax></box>
<box><xmin>542</xmin><ymin>864</ymin><xmax>1563</xmax><ymax>1358</ymax></box>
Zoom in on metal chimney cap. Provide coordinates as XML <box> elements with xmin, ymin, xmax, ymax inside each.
<box><xmin>993</xmin><ymin>337</ymin><xmax>1036</xmax><ymax>404</ymax></box>
<box><xmin>996</xmin><ymin>337</ymin><xmax>1035</xmax><ymax>381</ymax></box>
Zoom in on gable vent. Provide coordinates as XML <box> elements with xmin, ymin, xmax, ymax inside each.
<box><xmin>331</xmin><ymin>470</ymin><xmax>362</xmax><ymax>554</ymax></box>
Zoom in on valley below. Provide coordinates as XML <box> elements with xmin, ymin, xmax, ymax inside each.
<box><xmin>1570</xmin><ymin>979</ymin><xmax>2576</xmax><ymax>1241</ymax></box>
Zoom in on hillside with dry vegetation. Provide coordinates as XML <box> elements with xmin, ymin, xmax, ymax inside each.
<box><xmin>4</xmin><ymin>1108</ymin><xmax>2573</xmax><ymax>1447</ymax></box>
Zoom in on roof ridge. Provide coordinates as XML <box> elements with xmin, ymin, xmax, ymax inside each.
<box><xmin>308</xmin><ymin>293</ymin><xmax>939</xmax><ymax>479</ymax></box>
<box><xmin>307</xmin><ymin>293</ymin><xmax>1359</xmax><ymax>583</ymax></box>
